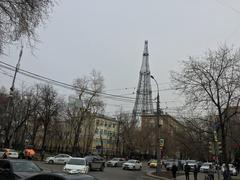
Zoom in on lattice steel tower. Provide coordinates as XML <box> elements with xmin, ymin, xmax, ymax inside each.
<box><xmin>132</xmin><ymin>40</ymin><xmax>154</xmax><ymax>125</ymax></box>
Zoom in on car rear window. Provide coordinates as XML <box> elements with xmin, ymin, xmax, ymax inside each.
<box><xmin>68</xmin><ymin>159</ymin><xmax>86</xmax><ymax>165</ymax></box>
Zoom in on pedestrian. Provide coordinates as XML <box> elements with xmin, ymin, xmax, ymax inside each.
<box><xmin>193</xmin><ymin>165</ymin><xmax>199</xmax><ymax>180</ymax></box>
<box><xmin>223</xmin><ymin>165</ymin><xmax>230</xmax><ymax>180</ymax></box>
<box><xmin>40</xmin><ymin>149</ymin><xmax>45</xmax><ymax>161</ymax></box>
<box><xmin>2</xmin><ymin>151</ymin><xmax>7</xmax><ymax>159</ymax></box>
<box><xmin>208</xmin><ymin>165</ymin><xmax>214</xmax><ymax>180</ymax></box>
<box><xmin>184</xmin><ymin>162</ymin><xmax>191</xmax><ymax>180</ymax></box>
<box><xmin>172</xmin><ymin>163</ymin><xmax>178</xmax><ymax>180</ymax></box>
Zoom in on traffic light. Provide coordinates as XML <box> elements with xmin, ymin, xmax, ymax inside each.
<box><xmin>216</xmin><ymin>142</ymin><xmax>222</xmax><ymax>154</ymax></box>
<box><xmin>160</xmin><ymin>139</ymin><xmax>164</xmax><ymax>147</ymax></box>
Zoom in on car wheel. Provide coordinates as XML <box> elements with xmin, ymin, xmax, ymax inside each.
<box><xmin>114</xmin><ymin>163</ymin><xmax>117</xmax><ymax>167</ymax></box>
<box><xmin>48</xmin><ymin>160</ymin><xmax>54</xmax><ymax>164</ymax></box>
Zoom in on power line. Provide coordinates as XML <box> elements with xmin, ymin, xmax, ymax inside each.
<box><xmin>0</xmin><ymin>61</ymin><xmax>139</xmax><ymax>101</ymax></box>
<box><xmin>214</xmin><ymin>0</ymin><xmax>240</xmax><ymax>15</ymax></box>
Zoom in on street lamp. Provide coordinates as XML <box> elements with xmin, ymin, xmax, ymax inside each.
<box><xmin>151</xmin><ymin>75</ymin><xmax>161</xmax><ymax>176</ymax></box>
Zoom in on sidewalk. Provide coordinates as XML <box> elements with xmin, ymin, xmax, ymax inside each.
<box><xmin>176</xmin><ymin>173</ymin><xmax>240</xmax><ymax>180</ymax></box>
<box><xmin>146</xmin><ymin>171</ymin><xmax>240</xmax><ymax>180</ymax></box>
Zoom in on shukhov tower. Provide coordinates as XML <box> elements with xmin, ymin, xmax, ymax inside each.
<box><xmin>132</xmin><ymin>40</ymin><xmax>154</xmax><ymax>125</ymax></box>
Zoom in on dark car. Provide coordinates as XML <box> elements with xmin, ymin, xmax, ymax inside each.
<box><xmin>0</xmin><ymin>159</ymin><xmax>97</xmax><ymax>180</ymax></box>
<box><xmin>0</xmin><ymin>159</ymin><xmax>42</xmax><ymax>179</ymax></box>
<box><xmin>25</xmin><ymin>173</ymin><xmax>97</xmax><ymax>180</ymax></box>
<box><xmin>84</xmin><ymin>155</ymin><xmax>105</xmax><ymax>171</ymax></box>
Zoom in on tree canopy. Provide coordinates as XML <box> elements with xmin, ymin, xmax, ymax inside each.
<box><xmin>0</xmin><ymin>0</ymin><xmax>55</xmax><ymax>54</ymax></box>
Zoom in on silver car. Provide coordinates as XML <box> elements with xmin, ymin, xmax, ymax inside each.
<box><xmin>45</xmin><ymin>154</ymin><xmax>72</xmax><ymax>164</ymax></box>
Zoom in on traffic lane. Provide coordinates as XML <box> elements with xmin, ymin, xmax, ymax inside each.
<box><xmin>35</xmin><ymin>161</ymin><xmax>155</xmax><ymax>180</ymax></box>
<box><xmin>34</xmin><ymin>161</ymin><xmax>64</xmax><ymax>172</ymax></box>
<box><xmin>89</xmin><ymin>167</ymin><xmax>156</xmax><ymax>180</ymax></box>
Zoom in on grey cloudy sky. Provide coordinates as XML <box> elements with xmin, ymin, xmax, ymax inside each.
<box><xmin>1</xmin><ymin>0</ymin><xmax>240</xmax><ymax>116</ymax></box>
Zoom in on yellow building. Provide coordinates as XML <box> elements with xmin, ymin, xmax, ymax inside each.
<box><xmin>92</xmin><ymin>114</ymin><xmax>118</xmax><ymax>155</ymax></box>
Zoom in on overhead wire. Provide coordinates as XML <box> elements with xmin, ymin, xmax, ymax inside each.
<box><xmin>0</xmin><ymin>60</ymin><xmax>185</xmax><ymax>115</ymax></box>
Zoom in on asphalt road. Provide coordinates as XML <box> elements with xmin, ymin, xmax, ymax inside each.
<box><xmin>35</xmin><ymin>161</ymin><xmax>156</xmax><ymax>180</ymax></box>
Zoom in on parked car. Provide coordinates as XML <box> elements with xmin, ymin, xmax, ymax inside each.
<box><xmin>0</xmin><ymin>159</ymin><xmax>42</xmax><ymax>179</ymax></box>
<box><xmin>165</xmin><ymin>159</ymin><xmax>179</xmax><ymax>170</ymax></box>
<box><xmin>63</xmin><ymin>157</ymin><xmax>89</xmax><ymax>174</ymax></box>
<box><xmin>3</xmin><ymin>148</ymin><xmax>19</xmax><ymax>159</ymax></box>
<box><xmin>221</xmin><ymin>163</ymin><xmax>238</xmax><ymax>176</ymax></box>
<box><xmin>45</xmin><ymin>154</ymin><xmax>72</xmax><ymax>164</ymax></box>
<box><xmin>84</xmin><ymin>155</ymin><xmax>105</xmax><ymax>171</ymax></box>
<box><xmin>106</xmin><ymin>158</ymin><xmax>126</xmax><ymax>167</ymax></box>
<box><xmin>184</xmin><ymin>160</ymin><xmax>199</xmax><ymax>171</ymax></box>
<box><xmin>200</xmin><ymin>162</ymin><xmax>213</xmax><ymax>173</ymax></box>
<box><xmin>122</xmin><ymin>159</ymin><xmax>142</xmax><ymax>170</ymax></box>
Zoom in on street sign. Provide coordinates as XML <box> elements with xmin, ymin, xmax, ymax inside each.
<box><xmin>160</xmin><ymin>139</ymin><xmax>164</xmax><ymax>147</ymax></box>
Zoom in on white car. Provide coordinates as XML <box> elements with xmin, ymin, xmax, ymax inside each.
<box><xmin>184</xmin><ymin>160</ymin><xmax>198</xmax><ymax>171</ymax></box>
<box><xmin>122</xmin><ymin>159</ymin><xmax>142</xmax><ymax>170</ymax></box>
<box><xmin>106</xmin><ymin>158</ymin><xmax>126</xmax><ymax>167</ymax></box>
<box><xmin>45</xmin><ymin>154</ymin><xmax>72</xmax><ymax>164</ymax></box>
<box><xmin>63</xmin><ymin>158</ymin><xmax>89</xmax><ymax>174</ymax></box>
<box><xmin>200</xmin><ymin>162</ymin><xmax>213</xmax><ymax>173</ymax></box>
<box><xmin>4</xmin><ymin>149</ymin><xmax>19</xmax><ymax>159</ymax></box>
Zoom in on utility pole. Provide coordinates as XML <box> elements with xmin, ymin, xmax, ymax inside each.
<box><xmin>151</xmin><ymin>75</ymin><xmax>161</xmax><ymax>176</ymax></box>
<box><xmin>10</xmin><ymin>45</ymin><xmax>23</xmax><ymax>95</ymax></box>
<box><xmin>4</xmin><ymin>46</ymin><xmax>23</xmax><ymax>147</ymax></box>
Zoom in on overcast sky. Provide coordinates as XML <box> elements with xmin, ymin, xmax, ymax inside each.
<box><xmin>1</xmin><ymin>0</ymin><xmax>240</xmax><ymax>116</ymax></box>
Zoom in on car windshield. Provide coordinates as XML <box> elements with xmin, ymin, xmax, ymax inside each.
<box><xmin>186</xmin><ymin>160</ymin><xmax>196</xmax><ymax>163</ymax></box>
<box><xmin>202</xmin><ymin>163</ymin><xmax>211</xmax><ymax>166</ymax></box>
<box><xmin>112</xmin><ymin>158</ymin><xmax>119</xmax><ymax>161</ymax></box>
<box><xmin>12</xmin><ymin>161</ymin><xmax>42</xmax><ymax>172</ymax></box>
<box><xmin>68</xmin><ymin>159</ymin><xmax>86</xmax><ymax>165</ymax></box>
<box><xmin>127</xmin><ymin>160</ymin><xmax>136</xmax><ymax>163</ymax></box>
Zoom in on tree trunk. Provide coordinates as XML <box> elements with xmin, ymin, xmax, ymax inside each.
<box><xmin>41</xmin><ymin>124</ymin><xmax>48</xmax><ymax>150</ymax></box>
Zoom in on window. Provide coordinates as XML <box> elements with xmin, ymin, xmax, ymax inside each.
<box><xmin>96</xmin><ymin>120</ymin><xmax>99</xmax><ymax>126</ymax></box>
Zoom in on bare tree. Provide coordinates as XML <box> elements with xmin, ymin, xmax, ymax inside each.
<box><xmin>67</xmin><ymin>70</ymin><xmax>104</xmax><ymax>155</ymax></box>
<box><xmin>171</xmin><ymin>45</ymin><xmax>240</xmax><ymax>164</ymax></box>
<box><xmin>0</xmin><ymin>0</ymin><xmax>55</xmax><ymax>54</ymax></box>
<box><xmin>37</xmin><ymin>84</ymin><xmax>61</xmax><ymax>150</ymax></box>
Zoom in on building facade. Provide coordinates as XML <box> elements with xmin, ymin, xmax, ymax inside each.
<box><xmin>91</xmin><ymin>114</ymin><xmax>118</xmax><ymax>155</ymax></box>
<box><xmin>141</xmin><ymin>112</ymin><xmax>183</xmax><ymax>159</ymax></box>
